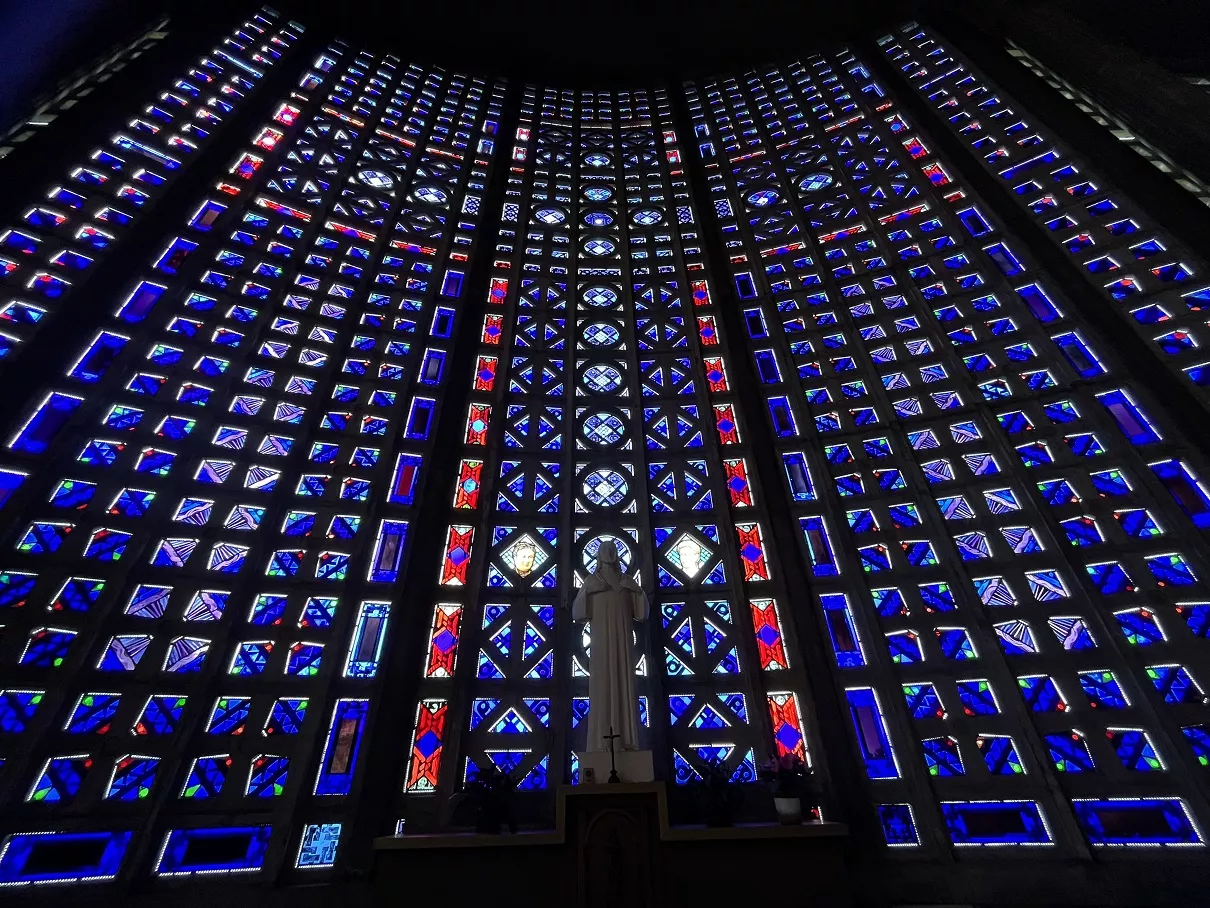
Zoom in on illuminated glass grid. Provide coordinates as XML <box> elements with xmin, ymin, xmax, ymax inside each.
<box><xmin>0</xmin><ymin>8</ymin><xmax>303</xmax><ymax>361</ymax></box>
<box><xmin>685</xmin><ymin>44</ymin><xmax>1210</xmax><ymax>850</ymax></box>
<box><xmin>2</xmin><ymin>7</ymin><xmax>1209</xmax><ymax>886</ymax></box>
<box><xmin>0</xmin><ymin>32</ymin><xmax>503</xmax><ymax>883</ymax></box>
<box><xmin>401</xmin><ymin>84</ymin><xmax>815</xmax><ymax>805</ymax></box>
<box><xmin>884</xmin><ymin>24</ymin><xmax>1210</xmax><ymax>408</ymax></box>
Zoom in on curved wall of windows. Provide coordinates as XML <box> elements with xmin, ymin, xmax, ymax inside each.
<box><xmin>0</xmin><ymin>8</ymin><xmax>304</xmax><ymax>363</ymax></box>
<box><xmin>398</xmin><ymin>84</ymin><xmax>816</xmax><ymax>815</ymax></box>
<box><xmin>0</xmin><ymin>31</ymin><xmax>504</xmax><ymax>882</ymax></box>
<box><xmin>0</xmin><ymin>5</ymin><xmax>1208</xmax><ymax>892</ymax></box>
<box><xmin>686</xmin><ymin>43</ymin><xmax>1210</xmax><ymax>850</ymax></box>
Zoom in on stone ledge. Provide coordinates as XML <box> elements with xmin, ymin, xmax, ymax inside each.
<box><xmin>374</xmin><ymin>782</ymin><xmax>847</xmax><ymax>850</ymax></box>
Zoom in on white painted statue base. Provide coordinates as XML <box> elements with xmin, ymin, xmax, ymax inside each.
<box><xmin>575</xmin><ymin>750</ymin><xmax>655</xmax><ymax>784</ymax></box>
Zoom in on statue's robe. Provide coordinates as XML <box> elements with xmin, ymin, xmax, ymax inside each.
<box><xmin>572</xmin><ymin>546</ymin><xmax>649</xmax><ymax>751</ymax></box>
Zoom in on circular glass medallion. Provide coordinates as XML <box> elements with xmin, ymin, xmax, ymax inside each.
<box><xmin>584</xmin><ymin>153</ymin><xmax>611</xmax><ymax>167</ymax></box>
<box><xmin>584</xmin><ymin>237</ymin><xmax>615</xmax><ymax>256</ymax></box>
<box><xmin>534</xmin><ymin>207</ymin><xmax>566</xmax><ymax>225</ymax></box>
<box><xmin>582</xmin><ymin>411</ymin><xmax>626</xmax><ymax>447</ymax></box>
<box><xmin>583</xmin><ymin>322</ymin><xmax>620</xmax><ymax>347</ymax></box>
<box><xmin>583</xmin><ymin>211</ymin><xmax>614</xmax><ymax>228</ymax></box>
<box><xmin>746</xmin><ymin>189</ymin><xmax>780</xmax><ymax>208</ymax></box>
<box><xmin>582</xmin><ymin>363</ymin><xmax>623</xmax><ymax>394</ymax></box>
<box><xmin>798</xmin><ymin>172</ymin><xmax>833</xmax><ymax>192</ymax></box>
<box><xmin>583</xmin><ymin>534</ymin><xmax>633</xmax><ymax>574</ymax></box>
<box><xmin>582</xmin><ymin>469</ymin><xmax>629</xmax><ymax>508</ymax></box>
<box><xmin>631</xmin><ymin>208</ymin><xmax>662</xmax><ymax>226</ymax></box>
<box><xmin>584</xmin><ymin>185</ymin><xmax>613</xmax><ymax>202</ymax></box>
<box><xmin>582</xmin><ymin>285</ymin><xmax>618</xmax><ymax>308</ymax></box>
<box><xmin>358</xmin><ymin>169</ymin><xmax>394</xmax><ymax>189</ymax></box>
<box><xmin>413</xmin><ymin>185</ymin><xmax>448</xmax><ymax>205</ymax></box>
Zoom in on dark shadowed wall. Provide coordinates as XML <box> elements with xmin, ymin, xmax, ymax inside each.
<box><xmin>0</xmin><ymin>0</ymin><xmax>171</xmax><ymax>131</ymax></box>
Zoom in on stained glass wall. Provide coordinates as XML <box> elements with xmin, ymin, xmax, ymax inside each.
<box><xmin>2</xmin><ymin>0</ymin><xmax>1210</xmax><ymax>893</ymax></box>
<box><xmin>0</xmin><ymin>7</ymin><xmax>303</xmax><ymax>364</ymax></box>
<box><xmin>0</xmin><ymin>22</ymin><xmax>504</xmax><ymax>882</ymax></box>
<box><xmin>399</xmin><ymin>83</ymin><xmax>817</xmax><ymax>815</ymax></box>
<box><xmin>685</xmin><ymin>45</ymin><xmax>1210</xmax><ymax>850</ymax></box>
<box><xmin>884</xmin><ymin>25</ymin><xmax>1210</xmax><ymax>410</ymax></box>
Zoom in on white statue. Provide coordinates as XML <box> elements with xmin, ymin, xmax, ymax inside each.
<box><xmin>572</xmin><ymin>540</ymin><xmax>649</xmax><ymax>752</ymax></box>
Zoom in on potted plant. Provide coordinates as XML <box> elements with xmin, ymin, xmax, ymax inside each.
<box><xmin>692</xmin><ymin>757</ymin><xmax>742</xmax><ymax>827</ymax></box>
<box><xmin>459</xmin><ymin>763</ymin><xmax>518</xmax><ymax>834</ymax></box>
<box><xmin>759</xmin><ymin>753</ymin><xmax>818</xmax><ymax>825</ymax></box>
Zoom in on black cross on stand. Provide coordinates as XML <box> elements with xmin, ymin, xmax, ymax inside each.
<box><xmin>603</xmin><ymin>726</ymin><xmax>622</xmax><ymax>784</ymax></box>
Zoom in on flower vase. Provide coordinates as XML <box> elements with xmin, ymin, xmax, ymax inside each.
<box><xmin>773</xmin><ymin>795</ymin><xmax>803</xmax><ymax>825</ymax></box>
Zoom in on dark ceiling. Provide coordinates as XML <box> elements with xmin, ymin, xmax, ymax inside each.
<box><xmin>195</xmin><ymin>0</ymin><xmax>922</xmax><ymax>84</ymax></box>
<box><xmin>1059</xmin><ymin>0</ymin><xmax>1210</xmax><ymax>73</ymax></box>
<box><xmin>6</xmin><ymin>0</ymin><xmax>924</xmax><ymax>131</ymax></box>
<box><xmin>7</xmin><ymin>0</ymin><xmax>1210</xmax><ymax>130</ymax></box>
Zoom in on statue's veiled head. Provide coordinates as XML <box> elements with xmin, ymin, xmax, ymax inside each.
<box><xmin>596</xmin><ymin>539</ymin><xmax>621</xmax><ymax>572</ymax></box>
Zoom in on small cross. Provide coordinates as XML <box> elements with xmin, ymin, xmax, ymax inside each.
<box><xmin>603</xmin><ymin>726</ymin><xmax>622</xmax><ymax>784</ymax></box>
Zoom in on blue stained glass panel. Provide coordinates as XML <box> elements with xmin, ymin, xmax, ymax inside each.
<box><xmin>155</xmin><ymin>826</ymin><xmax>272</xmax><ymax>876</ymax></box>
<box><xmin>0</xmin><ymin>831</ymin><xmax>133</xmax><ymax>884</ymax></box>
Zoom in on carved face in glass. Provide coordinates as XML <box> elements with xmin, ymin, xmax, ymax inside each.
<box><xmin>668</xmin><ymin>533</ymin><xmax>711</xmax><ymax>579</ymax></box>
<box><xmin>501</xmin><ymin>534</ymin><xmax>548</xmax><ymax>579</ymax></box>
<box><xmin>509</xmin><ymin>538</ymin><xmax>537</xmax><ymax>577</ymax></box>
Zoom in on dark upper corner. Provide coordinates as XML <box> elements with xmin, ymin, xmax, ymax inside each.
<box><xmin>1055</xmin><ymin>0</ymin><xmax>1210</xmax><ymax>74</ymax></box>
<box><xmin>10</xmin><ymin>0</ymin><xmax>1210</xmax><ymax>113</ymax></box>
<box><xmin>174</xmin><ymin>0</ymin><xmax>923</xmax><ymax>85</ymax></box>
